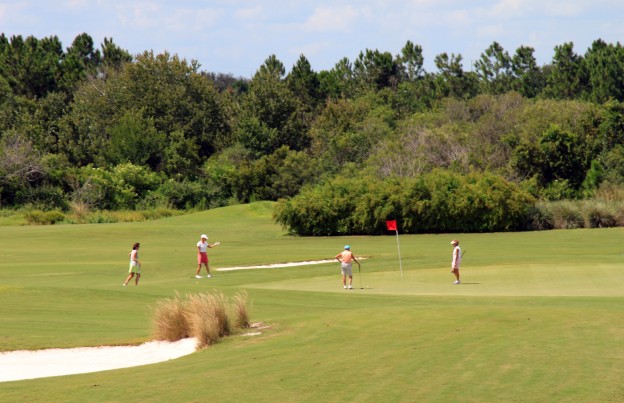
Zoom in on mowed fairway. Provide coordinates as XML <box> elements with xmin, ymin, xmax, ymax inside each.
<box><xmin>1</xmin><ymin>202</ymin><xmax>623</xmax><ymax>402</ymax></box>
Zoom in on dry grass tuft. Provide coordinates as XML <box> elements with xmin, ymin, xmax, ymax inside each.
<box><xmin>152</xmin><ymin>293</ymin><xmax>190</xmax><ymax>341</ymax></box>
<box><xmin>550</xmin><ymin>200</ymin><xmax>584</xmax><ymax>229</ymax></box>
<box><xmin>152</xmin><ymin>290</ymin><xmax>250</xmax><ymax>349</ymax></box>
<box><xmin>580</xmin><ymin>201</ymin><xmax>617</xmax><ymax>228</ymax></box>
<box><xmin>232</xmin><ymin>290</ymin><xmax>251</xmax><ymax>329</ymax></box>
<box><xmin>69</xmin><ymin>200</ymin><xmax>91</xmax><ymax>221</ymax></box>
<box><xmin>184</xmin><ymin>292</ymin><xmax>231</xmax><ymax>348</ymax></box>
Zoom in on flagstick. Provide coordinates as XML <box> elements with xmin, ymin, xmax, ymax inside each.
<box><xmin>395</xmin><ymin>229</ymin><xmax>403</xmax><ymax>278</ymax></box>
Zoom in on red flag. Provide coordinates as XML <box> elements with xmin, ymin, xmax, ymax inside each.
<box><xmin>386</xmin><ymin>220</ymin><xmax>397</xmax><ymax>231</ymax></box>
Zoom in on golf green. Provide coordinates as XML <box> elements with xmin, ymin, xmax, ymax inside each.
<box><xmin>0</xmin><ymin>203</ymin><xmax>623</xmax><ymax>402</ymax></box>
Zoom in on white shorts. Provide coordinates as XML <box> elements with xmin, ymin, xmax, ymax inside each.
<box><xmin>341</xmin><ymin>262</ymin><xmax>353</xmax><ymax>276</ymax></box>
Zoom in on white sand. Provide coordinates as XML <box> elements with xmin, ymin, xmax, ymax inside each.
<box><xmin>0</xmin><ymin>337</ymin><xmax>198</xmax><ymax>383</ymax></box>
<box><xmin>216</xmin><ymin>258</ymin><xmax>366</xmax><ymax>271</ymax></box>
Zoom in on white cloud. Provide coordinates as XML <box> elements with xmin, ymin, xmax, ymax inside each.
<box><xmin>445</xmin><ymin>9</ymin><xmax>470</xmax><ymax>25</ymax></box>
<box><xmin>165</xmin><ymin>8</ymin><xmax>222</xmax><ymax>33</ymax></box>
<box><xmin>0</xmin><ymin>2</ymin><xmax>32</xmax><ymax>25</ymax></box>
<box><xmin>476</xmin><ymin>24</ymin><xmax>505</xmax><ymax>39</ymax></box>
<box><xmin>303</xmin><ymin>5</ymin><xmax>369</xmax><ymax>33</ymax></box>
<box><xmin>235</xmin><ymin>5</ymin><xmax>264</xmax><ymax>20</ymax></box>
<box><xmin>490</xmin><ymin>0</ymin><xmax>535</xmax><ymax>18</ymax></box>
<box><xmin>540</xmin><ymin>1</ymin><xmax>586</xmax><ymax>17</ymax></box>
<box><xmin>2</xmin><ymin>0</ymin><xmax>624</xmax><ymax>77</ymax></box>
<box><xmin>63</xmin><ymin>0</ymin><xmax>89</xmax><ymax>9</ymax></box>
<box><xmin>290</xmin><ymin>40</ymin><xmax>332</xmax><ymax>59</ymax></box>
<box><xmin>488</xmin><ymin>0</ymin><xmax>595</xmax><ymax>19</ymax></box>
<box><xmin>115</xmin><ymin>2</ymin><xmax>163</xmax><ymax>29</ymax></box>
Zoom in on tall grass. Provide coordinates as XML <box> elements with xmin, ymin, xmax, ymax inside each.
<box><xmin>528</xmin><ymin>203</ymin><xmax>554</xmax><ymax>230</ymax></box>
<box><xmin>152</xmin><ymin>293</ymin><xmax>189</xmax><ymax>341</ymax></box>
<box><xmin>231</xmin><ymin>291</ymin><xmax>251</xmax><ymax>329</ymax></box>
<box><xmin>185</xmin><ymin>292</ymin><xmax>231</xmax><ymax>348</ymax></box>
<box><xmin>531</xmin><ymin>198</ymin><xmax>623</xmax><ymax>230</ymax></box>
<box><xmin>550</xmin><ymin>200</ymin><xmax>584</xmax><ymax>229</ymax></box>
<box><xmin>152</xmin><ymin>291</ymin><xmax>248</xmax><ymax>349</ymax></box>
<box><xmin>580</xmin><ymin>200</ymin><xmax>617</xmax><ymax>228</ymax></box>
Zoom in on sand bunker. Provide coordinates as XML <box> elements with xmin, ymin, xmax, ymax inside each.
<box><xmin>0</xmin><ymin>338</ymin><xmax>198</xmax><ymax>383</ymax></box>
<box><xmin>217</xmin><ymin>258</ymin><xmax>368</xmax><ymax>271</ymax></box>
<box><xmin>0</xmin><ymin>323</ymin><xmax>272</xmax><ymax>383</ymax></box>
<box><xmin>217</xmin><ymin>259</ymin><xmax>335</xmax><ymax>271</ymax></box>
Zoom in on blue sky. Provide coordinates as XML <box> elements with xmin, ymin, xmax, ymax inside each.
<box><xmin>1</xmin><ymin>0</ymin><xmax>623</xmax><ymax>78</ymax></box>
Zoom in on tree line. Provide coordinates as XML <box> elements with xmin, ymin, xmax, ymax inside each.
<box><xmin>2</xmin><ymin>33</ymin><xmax>624</xmax><ymax>233</ymax></box>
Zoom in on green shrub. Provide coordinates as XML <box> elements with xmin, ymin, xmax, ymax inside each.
<box><xmin>23</xmin><ymin>209</ymin><xmax>66</xmax><ymax>225</ymax></box>
<box><xmin>84</xmin><ymin>212</ymin><xmax>118</xmax><ymax>224</ymax></box>
<box><xmin>44</xmin><ymin>210</ymin><xmax>66</xmax><ymax>224</ymax></box>
<box><xmin>152</xmin><ymin>179</ymin><xmax>223</xmax><ymax>210</ymax></box>
<box><xmin>139</xmin><ymin>207</ymin><xmax>180</xmax><ymax>220</ymax></box>
<box><xmin>77</xmin><ymin>163</ymin><xmax>161</xmax><ymax>210</ymax></box>
<box><xmin>540</xmin><ymin>179</ymin><xmax>578</xmax><ymax>201</ymax></box>
<box><xmin>274</xmin><ymin>170</ymin><xmax>536</xmax><ymax>235</ymax></box>
<box><xmin>15</xmin><ymin>185</ymin><xmax>69</xmax><ymax>211</ymax></box>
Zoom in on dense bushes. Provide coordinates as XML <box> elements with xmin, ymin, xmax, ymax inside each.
<box><xmin>5</xmin><ymin>35</ymin><xmax>624</xmax><ymax>236</ymax></box>
<box><xmin>274</xmin><ymin>170</ymin><xmax>536</xmax><ymax>235</ymax></box>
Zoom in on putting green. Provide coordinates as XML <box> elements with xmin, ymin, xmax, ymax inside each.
<box><xmin>244</xmin><ymin>262</ymin><xmax>624</xmax><ymax>297</ymax></box>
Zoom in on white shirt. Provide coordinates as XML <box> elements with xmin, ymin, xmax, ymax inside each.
<box><xmin>452</xmin><ymin>246</ymin><xmax>461</xmax><ymax>269</ymax></box>
<box><xmin>129</xmin><ymin>249</ymin><xmax>139</xmax><ymax>266</ymax></box>
<box><xmin>197</xmin><ymin>241</ymin><xmax>208</xmax><ymax>252</ymax></box>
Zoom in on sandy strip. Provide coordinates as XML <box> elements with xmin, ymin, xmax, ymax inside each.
<box><xmin>217</xmin><ymin>258</ymin><xmax>369</xmax><ymax>271</ymax></box>
<box><xmin>0</xmin><ymin>338</ymin><xmax>198</xmax><ymax>383</ymax></box>
<box><xmin>217</xmin><ymin>259</ymin><xmax>335</xmax><ymax>271</ymax></box>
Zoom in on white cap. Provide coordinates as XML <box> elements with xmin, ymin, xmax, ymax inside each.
<box><xmin>201</xmin><ymin>234</ymin><xmax>208</xmax><ymax>239</ymax></box>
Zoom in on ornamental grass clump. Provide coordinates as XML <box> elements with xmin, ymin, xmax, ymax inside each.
<box><xmin>184</xmin><ymin>291</ymin><xmax>231</xmax><ymax>348</ymax></box>
<box><xmin>232</xmin><ymin>290</ymin><xmax>251</xmax><ymax>329</ymax></box>
<box><xmin>580</xmin><ymin>200</ymin><xmax>617</xmax><ymax>228</ymax></box>
<box><xmin>550</xmin><ymin>200</ymin><xmax>584</xmax><ymax>229</ymax></box>
<box><xmin>152</xmin><ymin>291</ymin><xmax>250</xmax><ymax>349</ymax></box>
<box><xmin>152</xmin><ymin>293</ymin><xmax>190</xmax><ymax>341</ymax></box>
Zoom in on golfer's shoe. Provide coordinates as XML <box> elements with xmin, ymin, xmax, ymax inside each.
<box><xmin>348</xmin><ymin>285</ymin><xmax>353</xmax><ymax>289</ymax></box>
<box><xmin>453</xmin><ymin>280</ymin><xmax>461</xmax><ymax>284</ymax></box>
<box><xmin>206</xmin><ymin>274</ymin><xmax>212</xmax><ymax>278</ymax></box>
<box><xmin>343</xmin><ymin>285</ymin><xmax>347</xmax><ymax>289</ymax></box>
<box><xmin>195</xmin><ymin>275</ymin><xmax>202</xmax><ymax>279</ymax></box>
